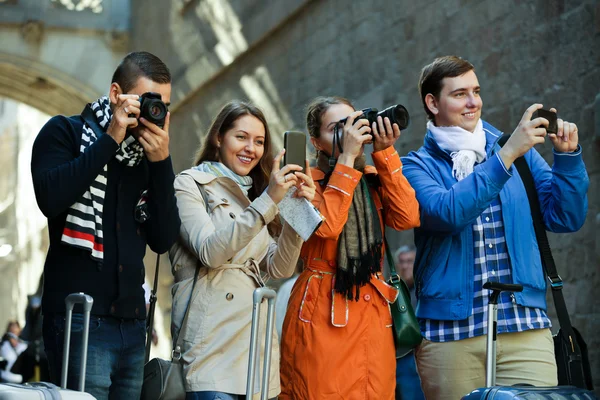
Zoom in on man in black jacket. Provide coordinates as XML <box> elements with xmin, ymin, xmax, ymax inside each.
<box><xmin>31</xmin><ymin>51</ymin><xmax>180</xmax><ymax>399</ymax></box>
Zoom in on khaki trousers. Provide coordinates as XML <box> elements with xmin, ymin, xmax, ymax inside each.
<box><xmin>415</xmin><ymin>328</ymin><xmax>557</xmax><ymax>400</ymax></box>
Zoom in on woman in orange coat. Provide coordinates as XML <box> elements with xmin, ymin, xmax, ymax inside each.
<box><xmin>279</xmin><ymin>96</ymin><xmax>420</xmax><ymax>400</ymax></box>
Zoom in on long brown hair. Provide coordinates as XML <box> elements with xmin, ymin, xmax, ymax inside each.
<box><xmin>194</xmin><ymin>101</ymin><xmax>273</xmax><ymax>200</ymax></box>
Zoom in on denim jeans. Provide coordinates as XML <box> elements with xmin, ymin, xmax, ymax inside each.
<box><xmin>42</xmin><ymin>313</ymin><xmax>146</xmax><ymax>400</ymax></box>
<box><xmin>186</xmin><ymin>392</ymin><xmax>277</xmax><ymax>400</ymax></box>
<box><xmin>395</xmin><ymin>351</ymin><xmax>425</xmax><ymax>400</ymax></box>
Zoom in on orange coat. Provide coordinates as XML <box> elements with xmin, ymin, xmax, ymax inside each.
<box><xmin>279</xmin><ymin>146</ymin><xmax>420</xmax><ymax>400</ymax></box>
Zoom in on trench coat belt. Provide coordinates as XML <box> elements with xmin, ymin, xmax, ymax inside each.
<box><xmin>305</xmin><ymin>259</ymin><xmax>399</xmax><ymax>327</ymax></box>
<box><xmin>173</xmin><ymin>258</ymin><xmax>266</xmax><ymax>287</ymax></box>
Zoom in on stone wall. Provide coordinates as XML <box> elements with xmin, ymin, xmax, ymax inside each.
<box><xmin>132</xmin><ymin>0</ymin><xmax>600</xmax><ymax>387</ymax></box>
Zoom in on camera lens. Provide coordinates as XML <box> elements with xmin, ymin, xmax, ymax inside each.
<box><xmin>148</xmin><ymin>100</ymin><xmax>167</xmax><ymax>119</ymax></box>
<box><xmin>150</xmin><ymin>104</ymin><xmax>163</xmax><ymax>118</ymax></box>
<box><xmin>378</xmin><ymin>105</ymin><xmax>410</xmax><ymax>130</ymax></box>
<box><xmin>140</xmin><ymin>98</ymin><xmax>167</xmax><ymax>127</ymax></box>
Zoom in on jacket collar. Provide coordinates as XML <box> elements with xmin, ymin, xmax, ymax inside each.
<box><xmin>179</xmin><ymin>168</ymin><xmax>219</xmax><ymax>184</ymax></box>
<box><xmin>178</xmin><ymin>168</ymin><xmax>250</xmax><ymax>204</ymax></box>
<box><xmin>422</xmin><ymin>119</ymin><xmax>505</xmax><ymax>160</ymax></box>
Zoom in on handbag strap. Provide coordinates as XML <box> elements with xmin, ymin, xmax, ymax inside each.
<box><xmin>172</xmin><ymin>265</ymin><xmax>201</xmax><ymax>360</ymax></box>
<box><xmin>497</xmin><ymin>135</ymin><xmax>580</xmax><ymax>351</ymax></box>
<box><xmin>384</xmin><ymin>238</ymin><xmax>402</xmax><ymax>285</ymax></box>
<box><xmin>144</xmin><ymin>253</ymin><xmax>161</xmax><ymax>363</ymax></box>
<box><xmin>172</xmin><ymin>181</ymin><xmax>211</xmax><ymax>360</ymax></box>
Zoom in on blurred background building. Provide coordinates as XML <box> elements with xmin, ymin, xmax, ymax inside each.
<box><xmin>0</xmin><ymin>0</ymin><xmax>598</xmax><ymax>388</ymax></box>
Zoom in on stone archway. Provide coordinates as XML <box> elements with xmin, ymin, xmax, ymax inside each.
<box><xmin>0</xmin><ymin>53</ymin><xmax>97</xmax><ymax>116</ymax></box>
<box><xmin>0</xmin><ymin>0</ymin><xmax>129</xmax><ymax>335</ymax></box>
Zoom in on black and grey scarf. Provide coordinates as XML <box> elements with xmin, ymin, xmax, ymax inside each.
<box><xmin>317</xmin><ymin>151</ymin><xmax>383</xmax><ymax>300</ymax></box>
<box><xmin>61</xmin><ymin>96</ymin><xmax>145</xmax><ymax>262</ymax></box>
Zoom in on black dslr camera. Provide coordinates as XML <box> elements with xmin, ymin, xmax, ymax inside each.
<box><xmin>339</xmin><ymin>104</ymin><xmax>410</xmax><ymax>129</ymax></box>
<box><xmin>136</xmin><ymin>92</ymin><xmax>168</xmax><ymax>128</ymax></box>
<box><xmin>334</xmin><ymin>104</ymin><xmax>410</xmax><ymax>153</ymax></box>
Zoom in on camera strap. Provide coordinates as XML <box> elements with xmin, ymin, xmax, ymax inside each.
<box><xmin>330</xmin><ymin>124</ymin><xmax>340</xmax><ymax>168</ymax></box>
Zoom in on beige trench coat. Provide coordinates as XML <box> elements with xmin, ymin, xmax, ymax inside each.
<box><xmin>169</xmin><ymin>169</ymin><xmax>302</xmax><ymax>398</ymax></box>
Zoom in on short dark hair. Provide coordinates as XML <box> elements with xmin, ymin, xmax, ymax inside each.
<box><xmin>418</xmin><ymin>56</ymin><xmax>475</xmax><ymax>120</ymax></box>
<box><xmin>111</xmin><ymin>51</ymin><xmax>171</xmax><ymax>93</ymax></box>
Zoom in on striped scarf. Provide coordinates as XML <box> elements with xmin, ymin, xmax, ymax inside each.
<box><xmin>317</xmin><ymin>152</ymin><xmax>383</xmax><ymax>300</ymax></box>
<box><xmin>61</xmin><ymin>96</ymin><xmax>145</xmax><ymax>262</ymax></box>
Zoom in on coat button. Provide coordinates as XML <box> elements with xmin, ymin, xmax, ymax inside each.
<box><xmin>229</xmin><ymin>212</ymin><xmax>236</xmax><ymax>219</ymax></box>
<box><xmin>305</xmin><ymin>295</ymin><xmax>312</xmax><ymax>302</ymax></box>
<box><xmin>136</xmin><ymin>227</ymin><xmax>141</xmax><ymax>236</ymax></box>
<box><xmin>363</xmin><ymin>294</ymin><xmax>371</xmax><ymax>301</ymax></box>
<box><xmin>110</xmin><ymin>305</ymin><xmax>116</xmax><ymax>314</ymax></box>
<box><xmin>221</xmin><ymin>198</ymin><xmax>228</xmax><ymax>203</ymax></box>
<box><xmin>382</xmin><ymin>301</ymin><xmax>387</xmax><ymax>306</ymax></box>
<box><xmin>135</xmin><ymin>308</ymin><xmax>139</xmax><ymax>316</ymax></box>
<box><xmin>226</xmin><ymin>293</ymin><xmax>234</xmax><ymax>301</ymax></box>
<box><xmin>119</xmin><ymin>265</ymin><xmax>123</xmax><ymax>273</ymax></box>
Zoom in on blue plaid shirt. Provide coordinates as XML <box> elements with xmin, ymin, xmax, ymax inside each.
<box><xmin>422</xmin><ymin>197</ymin><xmax>551</xmax><ymax>342</ymax></box>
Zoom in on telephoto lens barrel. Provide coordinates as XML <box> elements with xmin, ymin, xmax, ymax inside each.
<box><xmin>377</xmin><ymin>104</ymin><xmax>410</xmax><ymax>130</ymax></box>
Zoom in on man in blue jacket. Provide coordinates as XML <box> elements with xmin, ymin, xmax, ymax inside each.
<box><xmin>31</xmin><ymin>51</ymin><xmax>180</xmax><ymax>399</ymax></box>
<box><xmin>402</xmin><ymin>55</ymin><xmax>588</xmax><ymax>400</ymax></box>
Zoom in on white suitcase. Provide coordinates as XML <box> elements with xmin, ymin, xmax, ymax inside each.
<box><xmin>0</xmin><ymin>293</ymin><xmax>96</xmax><ymax>399</ymax></box>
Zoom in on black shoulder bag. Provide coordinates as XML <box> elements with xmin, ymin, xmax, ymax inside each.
<box><xmin>498</xmin><ymin>135</ymin><xmax>593</xmax><ymax>390</ymax></box>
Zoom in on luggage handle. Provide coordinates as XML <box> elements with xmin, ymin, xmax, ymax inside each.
<box><xmin>483</xmin><ymin>282</ymin><xmax>523</xmax><ymax>387</ymax></box>
<box><xmin>483</xmin><ymin>282</ymin><xmax>523</xmax><ymax>304</ymax></box>
<box><xmin>61</xmin><ymin>292</ymin><xmax>94</xmax><ymax>392</ymax></box>
<box><xmin>246</xmin><ymin>287</ymin><xmax>277</xmax><ymax>400</ymax></box>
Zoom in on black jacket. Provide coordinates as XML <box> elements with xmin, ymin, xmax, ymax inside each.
<box><xmin>31</xmin><ymin>110</ymin><xmax>180</xmax><ymax>319</ymax></box>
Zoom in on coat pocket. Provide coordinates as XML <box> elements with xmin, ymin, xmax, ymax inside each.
<box><xmin>298</xmin><ymin>274</ymin><xmax>323</xmax><ymax>323</ymax></box>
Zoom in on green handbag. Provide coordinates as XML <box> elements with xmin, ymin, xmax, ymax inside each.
<box><xmin>384</xmin><ymin>238</ymin><xmax>422</xmax><ymax>358</ymax></box>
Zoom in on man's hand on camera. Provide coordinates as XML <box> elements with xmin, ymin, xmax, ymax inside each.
<box><xmin>107</xmin><ymin>94</ymin><xmax>140</xmax><ymax>144</ymax></box>
<box><xmin>498</xmin><ymin>103</ymin><xmax>548</xmax><ymax>169</ymax></box>
<box><xmin>138</xmin><ymin>112</ymin><xmax>171</xmax><ymax>162</ymax></box>
<box><xmin>547</xmin><ymin>108</ymin><xmax>579</xmax><ymax>153</ymax></box>
<box><xmin>338</xmin><ymin>110</ymin><xmax>372</xmax><ymax>167</ymax></box>
<box><xmin>372</xmin><ymin>116</ymin><xmax>401</xmax><ymax>152</ymax></box>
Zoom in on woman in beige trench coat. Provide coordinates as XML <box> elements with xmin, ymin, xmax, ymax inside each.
<box><xmin>169</xmin><ymin>101</ymin><xmax>315</xmax><ymax>400</ymax></box>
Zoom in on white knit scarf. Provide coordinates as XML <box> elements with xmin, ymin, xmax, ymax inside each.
<box><xmin>427</xmin><ymin>119</ymin><xmax>486</xmax><ymax>181</ymax></box>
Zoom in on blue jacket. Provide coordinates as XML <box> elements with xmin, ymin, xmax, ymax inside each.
<box><xmin>401</xmin><ymin>121</ymin><xmax>588</xmax><ymax>321</ymax></box>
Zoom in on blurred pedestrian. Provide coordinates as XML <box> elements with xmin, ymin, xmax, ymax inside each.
<box><xmin>0</xmin><ymin>321</ymin><xmax>27</xmax><ymax>383</ymax></box>
<box><xmin>393</xmin><ymin>244</ymin><xmax>425</xmax><ymax>400</ymax></box>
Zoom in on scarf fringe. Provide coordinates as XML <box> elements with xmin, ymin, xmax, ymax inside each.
<box><xmin>334</xmin><ymin>241</ymin><xmax>383</xmax><ymax>300</ymax></box>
